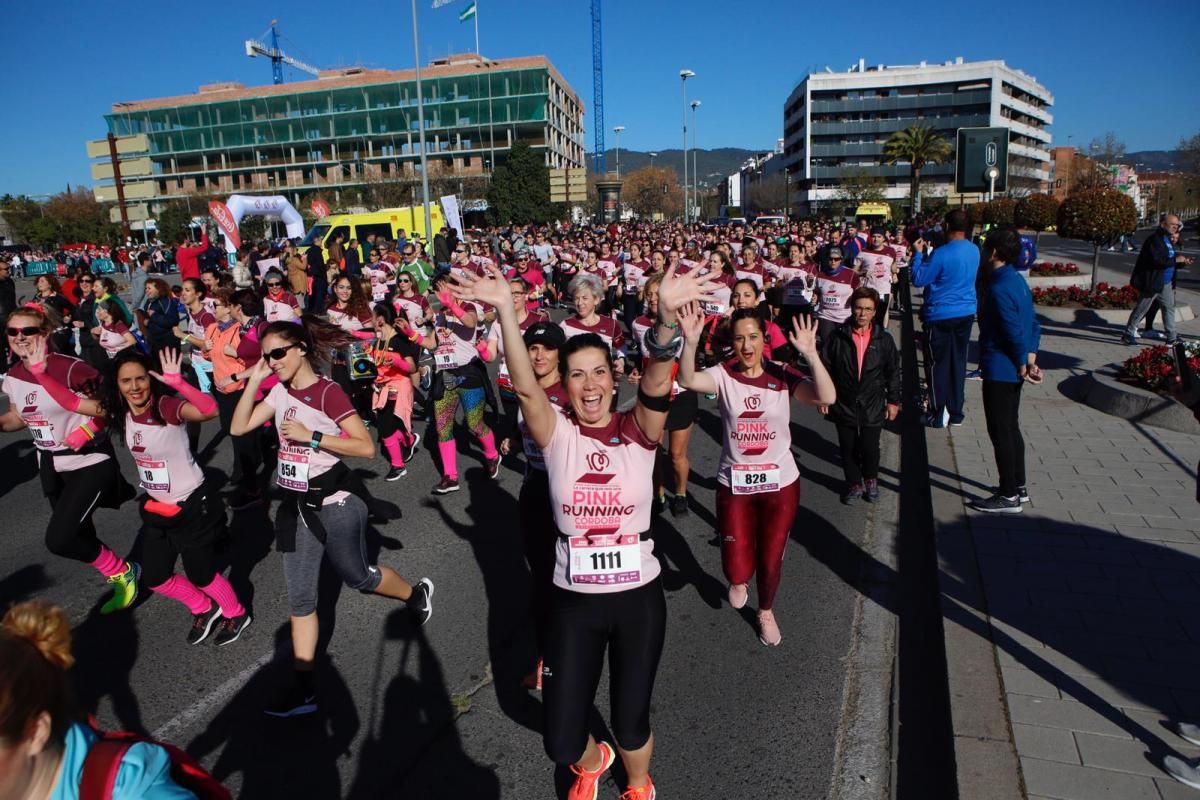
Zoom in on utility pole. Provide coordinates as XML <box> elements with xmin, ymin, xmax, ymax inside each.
<box><xmin>410</xmin><ymin>0</ymin><xmax>433</xmax><ymax>240</ymax></box>
<box><xmin>106</xmin><ymin>133</ymin><xmax>131</xmax><ymax>241</ymax></box>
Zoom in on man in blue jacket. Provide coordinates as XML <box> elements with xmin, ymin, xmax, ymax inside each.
<box><xmin>1123</xmin><ymin>214</ymin><xmax>1193</xmax><ymax>346</ymax></box>
<box><xmin>911</xmin><ymin>209</ymin><xmax>979</xmax><ymax>427</ymax></box>
<box><xmin>969</xmin><ymin>227</ymin><xmax>1042</xmax><ymax>513</ymax></box>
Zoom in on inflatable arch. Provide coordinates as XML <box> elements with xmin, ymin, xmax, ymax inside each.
<box><xmin>219</xmin><ymin>195</ymin><xmax>305</xmax><ymax>252</ymax></box>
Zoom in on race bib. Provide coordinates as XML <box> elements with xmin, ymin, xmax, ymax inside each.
<box><xmin>730</xmin><ymin>463</ymin><xmax>780</xmax><ymax>495</ymax></box>
<box><xmin>277</xmin><ymin>448</ymin><xmax>311</xmax><ymax>492</ymax></box>
<box><xmin>135</xmin><ymin>456</ymin><xmax>170</xmax><ymax>493</ymax></box>
<box><xmin>26</xmin><ymin>414</ymin><xmax>57</xmax><ymax>450</ymax></box>
<box><xmin>567</xmin><ymin>533</ymin><xmax>642</xmax><ymax>586</ymax></box>
<box><xmin>702</xmin><ymin>301</ymin><xmax>726</xmax><ymax>316</ymax></box>
<box><xmin>434</xmin><ymin>349</ymin><xmax>458</xmax><ymax>370</ymax></box>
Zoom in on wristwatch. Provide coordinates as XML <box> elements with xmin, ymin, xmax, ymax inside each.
<box><xmin>310</xmin><ymin>431</ymin><xmax>324</xmax><ymax>452</ymax></box>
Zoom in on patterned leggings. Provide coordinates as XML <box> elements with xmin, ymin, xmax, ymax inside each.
<box><xmin>434</xmin><ymin>385</ymin><xmax>491</xmax><ymax>442</ymax></box>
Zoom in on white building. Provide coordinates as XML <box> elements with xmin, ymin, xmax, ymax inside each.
<box><xmin>783</xmin><ymin>57</ymin><xmax>1054</xmax><ymax>214</ymax></box>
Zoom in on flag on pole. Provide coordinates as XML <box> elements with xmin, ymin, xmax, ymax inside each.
<box><xmin>458</xmin><ymin>2</ymin><xmax>476</xmax><ymax>21</ymax></box>
<box><xmin>431</xmin><ymin>0</ymin><xmax>455</xmax><ymax>8</ymax></box>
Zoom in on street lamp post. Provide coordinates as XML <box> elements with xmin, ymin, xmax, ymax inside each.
<box><xmin>680</xmin><ymin>69</ymin><xmax>695</xmax><ymax>224</ymax></box>
<box><xmin>648</xmin><ymin>151</ymin><xmax>657</xmax><ymax>170</ymax></box>
<box><xmin>410</xmin><ymin>0</ymin><xmax>433</xmax><ymax>241</ymax></box>
<box><xmin>613</xmin><ymin>125</ymin><xmax>625</xmax><ymax>178</ymax></box>
<box><xmin>690</xmin><ymin>100</ymin><xmax>700</xmax><ymax>223</ymax></box>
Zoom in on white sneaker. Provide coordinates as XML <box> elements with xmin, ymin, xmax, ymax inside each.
<box><xmin>1178</xmin><ymin>722</ymin><xmax>1200</xmax><ymax>747</ymax></box>
<box><xmin>1164</xmin><ymin>755</ymin><xmax>1200</xmax><ymax>790</ymax></box>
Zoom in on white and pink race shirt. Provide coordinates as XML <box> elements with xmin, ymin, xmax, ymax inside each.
<box><xmin>544</xmin><ymin>409</ymin><xmax>662</xmax><ymax>594</ymax></box>
<box><xmin>327</xmin><ymin>304</ymin><xmax>372</xmax><ymax>334</ymax></box>
<box><xmin>98</xmin><ymin>322</ymin><xmax>132</xmax><ymax>357</ymax></box>
<box><xmin>560</xmin><ymin>315</ymin><xmax>624</xmax><ymax>355</ymax></box>
<box><xmin>3</xmin><ymin>355</ymin><xmax>109</xmax><ymax>471</ymax></box>
<box><xmin>125</xmin><ymin>396</ymin><xmax>204</xmax><ymax>504</ymax></box>
<box><xmin>520</xmin><ymin>382</ymin><xmax>569</xmax><ymax>473</ymax></box>
<box><xmin>264</xmin><ymin>292</ymin><xmax>300</xmax><ymax>323</ymax></box>
<box><xmin>854</xmin><ymin>247</ymin><xmax>900</xmax><ymax>297</ymax></box>
<box><xmin>703</xmin><ymin>361</ymin><xmax>808</xmax><ymax>494</ymax></box>
<box><xmin>267</xmin><ymin>378</ymin><xmax>356</xmax><ymax>504</ymax></box>
<box><xmin>432</xmin><ymin>312</ymin><xmax>481</xmax><ymax>372</ymax></box>
<box><xmin>814</xmin><ymin>268</ymin><xmax>860</xmax><ymax>324</ymax></box>
<box><xmin>622</xmin><ymin>259</ymin><xmax>650</xmax><ymax>290</ymax></box>
<box><xmin>393</xmin><ymin>294</ymin><xmax>430</xmax><ymax>332</ymax></box>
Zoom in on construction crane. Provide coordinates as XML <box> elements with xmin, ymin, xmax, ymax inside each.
<box><xmin>591</xmin><ymin>0</ymin><xmax>606</xmax><ymax>175</ymax></box>
<box><xmin>245</xmin><ymin>21</ymin><xmax>319</xmax><ymax>85</ymax></box>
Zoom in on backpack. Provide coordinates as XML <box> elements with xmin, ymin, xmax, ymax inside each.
<box><xmin>1017</xmin><ymin>235</ymin><xmax>1037</xmax><ymax>270</ymax></box>
<box><xmin>80</xmin><ymin>724</ymin><xmax>230</xmax><ymax>800</ymax></box>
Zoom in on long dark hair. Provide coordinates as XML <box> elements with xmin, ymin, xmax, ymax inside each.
<box><xmin>99</xmin><ymin>349</ymin><xmax>167</xmax><ymax>438</ymax></box>
<box><xmin>263</xmin><ymin>315</ymin><xmax>355</xmax><ymax>369</ymax></box>
<box><xmin>331</xmin><ymin>274</ymin><xmax>371</xmax><ymax>319</ymax></box>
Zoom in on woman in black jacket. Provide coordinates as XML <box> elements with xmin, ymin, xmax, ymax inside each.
<box><xmin>819</xmin><ymin>287</ymin><xmax>900</xmax><ymax>504</ymax></box>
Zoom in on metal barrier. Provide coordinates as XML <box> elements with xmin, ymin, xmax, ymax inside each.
<box><xmin>22</xmin><ymin>258</ymin><xmax>119</xmax><ymax>277</ymax></box>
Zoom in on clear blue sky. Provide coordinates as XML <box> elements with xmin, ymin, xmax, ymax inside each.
<box><xmin>1</xmin><ymin>0</ymin><xmax>1197</xmax><ymax>197</ymax></box>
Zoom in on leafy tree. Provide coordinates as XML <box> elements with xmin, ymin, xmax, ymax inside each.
<box><xmin>486</xmin><ymin>140</ymin><xmax>554</xmax><ymax>225</ymax></box>
<box><xmin>883</xmin><ymin>125</ymin><xmax>951</xmax><ymax>214</ymax></box>
<box><xmin>966</xmin><ymin>202</ymin><xmax>988</xmax><ymax>228</ymax></box>
<box><xmin>982</xmin><ymin>198</ymin><xmax>1017</xmax><ymax>226</ymax></box>
<box><xmin>239</xmin><ymin>215</ymin><xmax>266</xmax><ymax>243</ymax></box>
<box><xmin>154</xmin><ymin>201</ymin><xmax>196</xmax><ymax>245</ymax></box>
<box><xmin>1056</xmin><ymin>187</ymin><xmax>1137</xmax><ymax>289</ymax></box>
<box><xmin>1014</xmin><ymin>193</ymin><xmax>1060</xmax><ymax>242</ymax></box>
<box><xmin>43</xmin><ymin>189</ymin><xmax>120</xmax><ymax>246</ymax></box>
<box><xmin>832</xmin><ymin>167</ymin><xmax>885</xmax><ymax>217</ymax></box>
<box><xmin>0</xmin><ymin>194</ymin><xmax>44</xmax><ymax>245</ymax></box>
<box><xmin>1179</xmin><ymin>132</ymin><xmax>1200</xmax><ymax>175</ymax></box>
<box><xmin>745</xmin><ymin>173</ymin><xmax>789</xmax><ymax>216</ymax></box>
<box><xmin>621</xmin><ymin>166</ymin><xmax>682</xmax><ymax>219</ymax></box>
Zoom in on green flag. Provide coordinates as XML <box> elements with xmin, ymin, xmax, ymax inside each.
<box><xmin>459</xmin><ymin>1</ymin><xmax>476</xmax><ymax>21</ymax></box>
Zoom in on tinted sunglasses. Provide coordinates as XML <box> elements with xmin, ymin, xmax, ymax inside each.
<box><xmin>6</xmin><ymin>326</ymin><xmax>39</xmax><ymax>337</ymax></box>
<box><xmin>264</xmin><ymin>343</ymin><xmax>300</xmax><ymax>361</ymax></box>
<box><xmin>266</xmin><ymin>282</ymin><xmax>283</xmax><ymax>288</ymax></box>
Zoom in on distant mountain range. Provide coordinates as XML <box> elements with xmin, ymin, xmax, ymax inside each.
<box><xmin>1124</xmin><ymin>150</ymin><xmax>1185</xmax><ymax>172</ymax></box>
<box><xmin>585</xmin><ymin>148</ymin><xmax>763</xmax><ymax>186</ymax></box>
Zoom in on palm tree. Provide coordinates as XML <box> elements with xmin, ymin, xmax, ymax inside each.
<box><xmin>883</xmin><ymin>125</ymin><xmax>952</xmax><ymax>216</ymax></box>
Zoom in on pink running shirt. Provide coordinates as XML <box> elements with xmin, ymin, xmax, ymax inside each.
<box><xmin>126</xmin><ymin>396</ymin><xmax>204</xmax><ymax>504</ymax></box>
<box><xmin>267</xmin><ymin>378</ymin><xmax>356</xmax><ymax>504</ymax></box>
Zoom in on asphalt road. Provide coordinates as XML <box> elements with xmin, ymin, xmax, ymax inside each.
<box><xmin>1036</xmin><ymin>230</ymin><xmax>1200</xmax><ymax>303</ymax></box>
<box><xmin>0</xmin><ymin>295</ymin><xmax>892</xmax><ymax>799</ymax></box>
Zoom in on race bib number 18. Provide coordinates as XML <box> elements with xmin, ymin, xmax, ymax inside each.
<box><xmin>135</xmin><ymin>457</ymin><xmax>170</xmax><ymax>493</ymax></box>
<box><xmin>730</xmin><ymin>463</ymin><xmax>780</xmax><ymax>495</ymax></box>
<box><xmin>26</xmin><ymin>414</ymin><xmax>56</xmax><ymax>449</ymax></box>
<box><xmin>567</xmin><ymin>533</ymin><xmax>642</xmax><ymax>586</ymax></box>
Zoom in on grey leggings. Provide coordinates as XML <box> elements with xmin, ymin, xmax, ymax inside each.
<box><xmin>282</xmin><ymin>493</ymin><xmax>383</xmax><ymax>616</ymax></box>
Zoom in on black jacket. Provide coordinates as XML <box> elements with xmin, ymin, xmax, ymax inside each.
<box><xmin>0</xmin><ymin>277</ymin><xmax>15</xmax><ymax>318</ymax></box>
<box><xmin>819</xmin><ymin>321</ymin><xmax>901</xmax><ymax>427</ymax></box>
<box><xmin>1130</xmin><ymin>228</ymin><xmax>1176</xmax><ymax>295</ymax></box>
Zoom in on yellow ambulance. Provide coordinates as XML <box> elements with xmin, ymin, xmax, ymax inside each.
<box><xmin>299</xmin><ymin>205</ymin><xmax>445</xmax><ymax>262</ymax></box>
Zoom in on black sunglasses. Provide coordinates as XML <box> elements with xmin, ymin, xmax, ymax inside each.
<box><xmin>6</xmin><ymin>326</ymin><xmax>39</xmax><ymax>337</ymax></box>
<box><xmin>264</xmin><ymin>343</ymin><xmax>300</xmax><ymax>361</ymax></box>
<box><xmin>266</xmin><ymin>282</ymin><xmax>283</xmax><ymax>288</ymax></box>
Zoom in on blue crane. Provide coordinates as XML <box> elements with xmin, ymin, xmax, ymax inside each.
<box><xmin>245</xmin><ymin>20</ymin><xmax>319</xmax><ymax>85</ymax></box>
<box><xmin>591</xmin><ymin>0</ymin><xmax>606</xmax><ymax>175</ymax></box>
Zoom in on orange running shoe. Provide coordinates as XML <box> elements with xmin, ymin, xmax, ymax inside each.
<box><xmin>620</xmin><ymin>777</ymin><xmax>656</xmax><ymax>799</ymax></box>
<box><xmin>568</xmin><ymin>741</ymin><xmax>615</xmax><ymax>800</ymax></box>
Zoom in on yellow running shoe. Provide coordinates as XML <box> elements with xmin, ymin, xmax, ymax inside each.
<box><xmin>100</xmin><ymin>562</ymin><xmax>140</xmax><ymax>615</ymax></box>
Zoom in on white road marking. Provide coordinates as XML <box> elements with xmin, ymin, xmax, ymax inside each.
<box><xmin>152</xmin><ymin>650</ymin><xmax>275</xmax><ymax>741</ymax></box>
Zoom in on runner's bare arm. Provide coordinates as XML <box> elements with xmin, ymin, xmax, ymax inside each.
<box><xmin>676</xmin><ymin>304</ymin><xmax>717</xmax><ymax>395</ymax></box>
<box><xmin>0</xmin><ymin>409</ymin><xmax>26</xmax><ymax>432</ymax></box>
<box><xmin>229</xmin><ymin>360</ymin><xmax>276</xmax><ymax>435</ymax></box>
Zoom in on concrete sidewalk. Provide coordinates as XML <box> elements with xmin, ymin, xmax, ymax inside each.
<box><xmin>929</xmin><ymin>295</ymin><xmax>1200</xmax><ymax>798</ymax></box>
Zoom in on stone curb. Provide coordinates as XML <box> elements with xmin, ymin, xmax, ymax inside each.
<box><xmin>1026</xmin><ymin>273</ymin><xmax>1090</xmax><ymax>289</ymax></box>
<box><xmin>1079</xmin><ymin>368</ymin><xmax>1200</xmax><ymax>434</ymax></box>
<box><xmin>931</xmin><ymin>428</ymin><xmax>1026</xmax><ymax>800</ymax></box>
<box><xmin>1034</xmin><ymin>304</ymin><xmax>1195</xmax><ymax>325</ymax></box>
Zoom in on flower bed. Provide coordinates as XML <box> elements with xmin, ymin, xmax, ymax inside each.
<box><xmin>1029</xmin><ymin>261</ymin><xmax>1079</xmax><ymax>276</ymax></box>
<box><xmin>1031</xmin><ymin>282</ymin><xmax>1138</xmax><ymax>309</ymax></box>
<box><xmin>1120</xmin><ymin>342</ymin><xmax>1200</xmax><ymax>392</ymax></box>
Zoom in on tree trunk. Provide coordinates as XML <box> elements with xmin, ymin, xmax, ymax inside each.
<box><xmin>911</xmin><ymin>167</ymin><xmax>922</xmax><ymax>216</ymax></box>
<box><xmin>1091</xmin><ymin>243</ymin><xmax>1101</xmax><ymax>291</ymax></box>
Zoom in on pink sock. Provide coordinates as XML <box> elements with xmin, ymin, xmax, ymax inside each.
<box><xmin>438</xmin><ymin>440</ymin><xmax>458</xmax><ymax>479</ymax></box>
<box><xmin>479</xmin><ymin>431</ymin><xmax>499</xmax><ymax>461</ymax></box>
<box><xmin>200</xmin><ymin>574</ymin><xmax>245</xmax><ymax>618</ymax></box>
<box><xmin>90</xmin><ymin>546</ymin><xmax>126</xmax><ymax>578</ymax></box>
<box><xmin>382</xmin><ymin>433</ymin><xmax>405</xmax><ymax>468</ymax></box>
<box><xmin>151</xmin><ymin>575</ymin><xmax>211</xmax><ymax>614</ymax></box>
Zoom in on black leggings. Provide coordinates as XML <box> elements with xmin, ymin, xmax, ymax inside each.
<box><xmin>331</xmin><ymin>363</ymin><xmax>374</xmax><ymax>422</ymax></box>
<box><xmin>44</xmin><ymin>458</ymin><xmax>115</xmax><ymax>563</ymax></box>
<box><xmin>835</xmin><ymin>424</ymin><xmax>882</xmax><ymax>485</ymax></box>
<box><xmin>216</xmin><ymin>388</ymin><xmax>262</xmax><ymax>494</ymax></box>
<box><xmin>982</xmin><ymin>379</ymin><xmax>1025</xmax><ymax>497</ymax></box>
<box><xmin>375</xmin><ymin>398</ymin><xmax>410</xmax><ymax>440</ymax></box>
<box><xmin>140</xmin><ymin>486</ymin><xmax>226</xmax><ymax>589</ymax></box>
<box><xmin>519</xmin><ymin>472</ymin><xmax>557</xmax><ymax>652</ymax></box>
<box><xmin>543</xmin><ymin>578</ymin><xmax>666</xmax><ymax>764</ymax></box>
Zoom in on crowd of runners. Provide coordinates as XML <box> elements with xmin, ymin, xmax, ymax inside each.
<box><xmin>0</xmin><ymin>214</ymin><xmax>984</xmax><ymax>799</ymax></box>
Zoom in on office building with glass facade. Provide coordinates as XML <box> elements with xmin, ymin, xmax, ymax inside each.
<box><xmin>783</xmin><ymin>57</ymin><xmax>1053</xmax><ymax>214</ymax></box>
<box><xmin>92</xmin><ymin>53</ymin><xmax>585</xmax><ymax>211</ymax></box>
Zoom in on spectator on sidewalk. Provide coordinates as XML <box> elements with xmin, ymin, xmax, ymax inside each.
<box><xmin>969</xmin><ymin>227</ymin><xmax>1042</xmax><ymax>514</ymax></box>
<box><xmin>129</xmin><ymin>253</ymin><xmax>151</xmax><ymax>313</ymax></box>
<box><xmin>1123</xmin><ymin>214</ymin><xmax>1193</xmax><ymax>347</ymax></box>
<box><xmin>174</xmin><ymin>229</ymin><xmax>209</xmax><ymax>282</ymax></box>
<box><xmin>819</xmin><ymin>286</ymin><xmax>901</xmax><ymax>505</ymax></box>
<box><xmin>306</xmin><ymin>240</ymin><xmax>328</xmax><ymax>314</ymax></box>
<box><xmin>911</xmin><ymin>209</ymin><xmax>980</xmax><ymax>428</ymax></box>
<box><xmin>285</xmin><ymin>241</ymin><xmax>308</xmax><ymax>310</ymax></box>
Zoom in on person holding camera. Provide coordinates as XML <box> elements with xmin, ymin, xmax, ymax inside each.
<box><xmin>968</xmin><ymin>227</ymin><xmax>1042</xmax><ymax>514</ymax></box>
